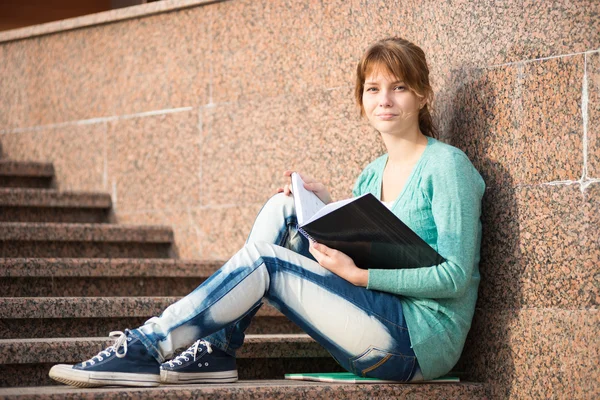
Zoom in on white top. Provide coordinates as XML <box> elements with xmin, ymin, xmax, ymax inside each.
<box><xmin>381</xmin><ymin>200</ymin><xmax>394</xmax><ymax>210</ymax></box>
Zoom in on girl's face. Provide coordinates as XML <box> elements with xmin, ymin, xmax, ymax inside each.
<box><xmin>362</xmin><ymin>67</ymin><xmax>424</xmax><ymax>136</ymax></box>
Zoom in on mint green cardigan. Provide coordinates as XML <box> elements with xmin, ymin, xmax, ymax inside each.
<box><xmin>352</xmin><ymin>137</ymin><xmax>485</xmax><ymax>380</ymax></box>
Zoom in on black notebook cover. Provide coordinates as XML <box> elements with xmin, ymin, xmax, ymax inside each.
<box><xmin>300</xmin><ymin>193</ymin><xmax>445</xmax><ymax>270</ymax></box>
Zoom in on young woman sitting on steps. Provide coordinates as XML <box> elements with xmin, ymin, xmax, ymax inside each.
<box><xmin>49</xmin><ymin>36</ymin><xmax>485</xmax><ymax>387</ymax></box>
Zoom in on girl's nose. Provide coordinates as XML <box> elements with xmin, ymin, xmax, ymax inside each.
<box><xmin>378</xmin><ymin>91</ymin><xmax>393</xmax><ymax>107</ymax></box>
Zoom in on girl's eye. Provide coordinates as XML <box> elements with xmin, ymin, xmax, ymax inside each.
<box><xmin>365</xmin><ymin>87</ymin><xmax>378</xmax><ymax>92</ymax></box>
<box><xmin>395</xmin><ymin>86</ymin><xmax>406</xmax><ymax>91</ymax></box>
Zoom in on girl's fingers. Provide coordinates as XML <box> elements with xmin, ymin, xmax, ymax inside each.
<box><xmin>284</xmin><ymin>170</ymin><xmax>318</xmax><ymax>185</ymax></box>
<box><xmin>304</xmin><ymin>182</ymin><xmax>322</xmax><ymax>191</ymax></box>
<box><xmin>301</xmin><ymin>173</ymin><xmax>315</xmax><ymax>183</ymax></box>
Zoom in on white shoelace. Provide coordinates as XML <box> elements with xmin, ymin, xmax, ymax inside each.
<box><xmin>81</xmin><ymin>331</ymin><xmax>131</xmax><ymax>367</ymax></box>
<box><xmin>166</xmin><ymin>340</ymin><xmax>212</xmax><ymax>367</ymax></box>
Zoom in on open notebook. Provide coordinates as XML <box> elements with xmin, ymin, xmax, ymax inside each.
<box><xmin>291</xmin><ymin>172</ymin><xmax>444</xmax><ymax>270</ymax></box>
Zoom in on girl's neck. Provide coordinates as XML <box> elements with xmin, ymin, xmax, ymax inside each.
<box><xmin>380</xmin><ymin>130</ymin><xmax>429</xmax><ymax>166</ymax></box>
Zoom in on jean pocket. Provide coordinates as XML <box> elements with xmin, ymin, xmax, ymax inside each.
<box><xmin>350</xmin><ymin>346</ymin><xmax>416</xmax><ymax>382</ymax></box>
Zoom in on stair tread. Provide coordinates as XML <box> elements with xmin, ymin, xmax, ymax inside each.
<box><xmin>0</xmin><ymin>188</ymin><xmax>111</xmax><ymax>208</ymax></box>
<box><xmin>0</xmin><ymin>258</ymin><xmax>222</xmax><ymax>277</ymax></box>
<box><xmin>0</xmin><ymin>380</ymin><xmax>489</xmax><ymax>399</ymax></box>
<box><xmin>0</xmin><ymin>161</ymin><xmax>54</xmax><ymax>177</ymax></box>
<box><xmin>0</xmin><ymin>334</ymin><xmax>328</xmax><ymax>364</ymax></box>
<box><xmin>0</xmin><ymin>223</ymin><xmax>173</xmax><ymax>242</ymax></box>
<box><xmin>0</xmin><ymin>296</ymin><xmax>282</xmax><ymax>318</ymax></box>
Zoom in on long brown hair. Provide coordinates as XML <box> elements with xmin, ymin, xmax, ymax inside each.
<box><xmin>355</xmin><ymin>37</ymin><xmax>438</xmax><ymax>139</ymax></box>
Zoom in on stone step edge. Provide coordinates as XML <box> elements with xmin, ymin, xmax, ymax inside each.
<box><xmin>0</xmin><ymin>381</ymin><xmax>489</xmax><ymax>399</ymax></box>
<box><xmin>0</xmin><ymin>223</ymin><xmax>173</xmax><ymax>243</ymax></box>
<box><xmin>0</xmin><ymin>334</ymin><xmax>326</xmax><ymax>364</ymax></box>
<box><xmin>0</xmin><ymin>296</ymin><xmax>282</xmax><ymax>319</ymax></box>
<box><xmin>0</xmin><ymin>258</ymin><xmax>223</xmax><ymax>277</ymax></box>
<box><xmin>0</xmin><ymin>161</ymin><xmax>54</xmax><ymax>177</ymax></box>
<box><xmin>0</xmin><ymin>188</ymin><xmax>111</xmax><ymax>208</ymax></box>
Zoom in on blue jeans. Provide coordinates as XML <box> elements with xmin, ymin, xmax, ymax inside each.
<box><xmin>133</xmin><ymin>193</ymin><xmax>421</xmax><ymax>382</ymax></box>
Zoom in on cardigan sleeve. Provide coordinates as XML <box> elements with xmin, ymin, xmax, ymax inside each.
<box><xmin>367</xmin><ymin>152</ymin><xmax>485</xmax><ymax>298</ymax></box>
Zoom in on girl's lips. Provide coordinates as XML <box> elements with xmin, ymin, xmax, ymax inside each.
<box><xmin>376</xmin><ymin>114</ymin><xmax>397</xmax><ymax>120</ymax></box>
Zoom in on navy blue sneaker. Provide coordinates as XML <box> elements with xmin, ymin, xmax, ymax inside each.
<box><xmin>49</xmin><ymin>330</ymin><xmax>160</xmax><ymax>387</ymax></box>
<box><xmin>160</xmin><ymin>340</ymin><xmax>238</xmax><ymax>384</ymax></box>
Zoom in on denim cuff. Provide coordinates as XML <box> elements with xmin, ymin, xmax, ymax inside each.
<box><xmin>129</xmin><ymin>328</ymin><xmax>166</xmax><ymax>363</ymax></box>
<box><xmin>203</xmin><ymin>336</ymin><xmax>236</xmax><ymax>357</ymax></box>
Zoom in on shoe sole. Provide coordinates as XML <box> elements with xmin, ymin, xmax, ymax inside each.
<box><xmin>49</xmin><ymin>364</ymin><xmax>161</xmax><ymax>388</ymax></box>
<box><xmin>160</xmin><ymin>369</ymin><xmax>238</xmax><ymax>384</ymax></box>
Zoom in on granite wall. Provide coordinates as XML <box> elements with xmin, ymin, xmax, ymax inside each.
<box><xmin>0</xmin><ymin>0</ymin><xmax>598</xmax><ymax>397</ymax></box>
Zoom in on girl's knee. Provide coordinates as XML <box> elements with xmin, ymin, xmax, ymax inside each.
<box><xmin>265</xmin><ymin>192</ymin><xmax>295</xmax><ymax>213</ymax></box>
<box><xmin>241</xmin><ymin>241</ymin><xmax>277</xmax><ymax>259</ymax></box>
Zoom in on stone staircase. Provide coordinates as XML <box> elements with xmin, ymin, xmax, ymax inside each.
<box><xmin>0</xmin><ymin>158</ymin><xmax>488</xmax><ymax>398</ymax></box>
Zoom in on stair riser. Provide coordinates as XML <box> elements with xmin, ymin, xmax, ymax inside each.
<box><xmin>0</xmin><ymin>177</ymin><xmax>53</xmax><ymax>189</ymax></box>
<box><xmin>0</xmin><ymin>277</ymin><xmax>205</xmax><ymax>297</ymax></box>
<box><xmin>0</xmin><ymin>242</ymin><xmax>172</xmax><ymax>258</ymax></box>
<box><xmin>0</xmin><ymin>358</ymin><xmax>343</xmax><ymax>388</ymax></box>
<box><xmin>0</xmin><ymin>208</ymin><xmax>109</xmax><ymax>223</ymax></box>
<box><xmin>0</xmin><ymin>383</ymin><xmax>490</xmax><ymax>400</ymax></box>
<box><xmin>0</xmin><ymin>317</ymin><xmax>302</xmax><ymax>339</ymax></box>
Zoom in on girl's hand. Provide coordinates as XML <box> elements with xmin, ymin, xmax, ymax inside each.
<box><xmin>276</xmin><ymin>170</ymin><xmax>333</xmax><ymax>204</ymax></box>
<box><xmin>308</xmin><ymin>242</ymin><xmax>368</xmax><ymax>287</ymax></box>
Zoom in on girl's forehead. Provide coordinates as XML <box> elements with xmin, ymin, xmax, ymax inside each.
<box><xmin>365</xmin><ymin>62</ymin><xmax>402</xmax><ymax>82</ymax></box>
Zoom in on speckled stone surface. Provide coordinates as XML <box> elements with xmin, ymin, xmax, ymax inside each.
<box><xmin>0</xmin><ymin>223</ymin><xmax>174</xmax><ymax>258</ymax></box>
<box><xmin>0</xmin><ymin>177</ymin><xmax>52</xmax><ymax>189</ymax></box>
<box><xmin>517</xmin><ymin>55</ymin><xmax>584</xmax><ymax>184</ymax></box>
<box><xmin>0</xmin><ymin>223</ymin><xmax>173</xmax><ymax>242</ymax></box>
<box><xmin>0</xmin><ymin>208</ymin><xmax>109</xmax><ymax>224</ymax></box>
<box><xmin>200</xmin><ymin>87</ymin><xmax>381</xmax><ymax>206</ymax></box>
<box><xmin>0</xmin><ymin>41</ymin><xmax>29</xmax><ymax>129</ymax></box>
<box><xmin>445</xmin><ymin>66</ymin><xmax>520</xmax><ymax>189</ymax></box>
<box><xmin>188</xmin><ymin>204</ymin><xmax>263</xmax><ymax>260</ymax></box>
<box><xmin>477</xmin><ymin>184</ymin><xmax>594</xmax><ymax>310</ymax></box>
<box><xmin>0</xmin><ymin>297</ymin><xmax>294</xmax><ymax>338</ymax></box>
<box><xmin>1</xmin><ymin>125</ymin><xmax>105</xmax><ymax>192</ymax></box>
<box><xmin>0</xmin><ymin>162</ymin><xmax>54</xmax><ymax>177</ymax></box>
<box><xmin>582</xmin><ymin>183</ymin><xmax>600</xmax><ymax>306</ymax></box>
<box><xmin>0</xmin><ymin>317</ymin><xmax>148</xmax><ymax>340</ymax></box>
<box><xmin>0</xmin><ymin>189</ymin><xmax>110</xmax><ymax>208</ymax></box>
<box><xmin>589</xmin><ymin>52</ymin><xmax>600</xmax><ymax>179</ymax></box>
<box><xmin>115</xmin><ymin>209</ymin><xmax>205</xmax><ymax>259</ymax></box>
<box><xmin>0</xmin><ymin>297</ymin><xmax>281</xmax><ymax>319</ymax></box>
<box><xmin>459</xmin><ymin>308</ymin><xmax>599</xmax><ymax>399</ymax></box>
<box><xmin>0</xmin><ymin>158</ymin><xmax>54</xmax><ymax>189</ymax></box>
<box><xmin>0</xmin><ymin>0</ymin><xmax>219</xmax><ymax>43</ymax></box>
<box><xmin>106</xmin><ymin>110</ymin><xmax>201</xmax><ymax>212</ymax></box>
<box><xmin>0</xmin><ymin>316</ymin><xmax>301</xmax><ymax>339</ymax></box>
<box><xmin>1</xmin><ymin>0</ymin><xmax>599</xmax><ymax>397</ymax></box>
<box><xmin>0</xmin><ymin>11</ymin><xmax>211</xmax><ymax>129</ymax></box>
<box><xmin>207</xmin><ymin>0</ymin><xmax>600</xmax><ymax>104</ymax></box>
<box><xmin>0</xmin><ymin>276</ymin><xmax>202</xmax><ymax>297</ymax></box>
<box><xmin>0</xmin><ymin>258</ymin><xmax>221</xmax><ymax>277</ymax></box>
<box><xmin>0</xmin><ymin>242</ymin><xmax>172</xmax><ymax>259</ymax></box>
<box><xmin>0</xmin><ymin>297</ymin><xmax>178</xmax><ymax>319</ymax></box>
<box><xmin>209</xmin><ymin>0</ymin><xmax>323</xmax><ymax>105</ymax></box>
<box><xmin>447</xmin><ymin>54</ymin><xmax>586</xmax><ymax>187</ymax></box>
<box><xmin>116</xmin><ymin>205</ymin><xmax>263</xmax><ymax>260</ymax></box>
<box><xmin>0</xmin><ymin>334</ymin><xmax>327</xmax><ymax>365</ymax></box>
<box><xmin>0</xmin><ymin>380</ymin><xmax>489</xmax><ymax>399</ymax></box>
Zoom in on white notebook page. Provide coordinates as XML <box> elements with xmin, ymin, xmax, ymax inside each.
<box><xmin>291</xmin><ymin>173</ymin><xmax>326</xmax><ymax>225</ymax></box>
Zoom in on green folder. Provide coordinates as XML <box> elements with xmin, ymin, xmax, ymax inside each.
<box><xmin>284</xmin><ymin>372</ymin><xmax>459</xmax><ymax>384</ymax></box>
